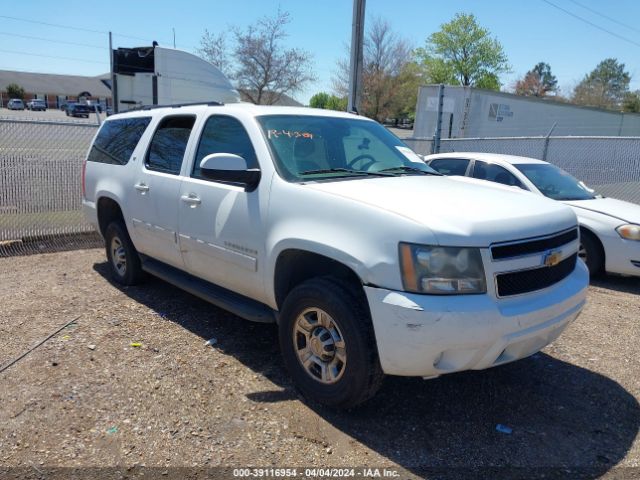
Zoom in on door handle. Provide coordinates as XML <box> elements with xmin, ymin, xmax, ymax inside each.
<box><xmin>181</xmin><ymin>194</ymin><xmax>201</xmax><ymax>206</ymax></box>
<box><xmin>134</xmin><ymin>182</ymin><xmax>149</xmax><ymax>193</ymax></box>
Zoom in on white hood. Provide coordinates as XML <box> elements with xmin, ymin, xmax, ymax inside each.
<box><xmin>564</xmin><ymin>197</ymin><xmax>640</xmax><ymax>224</ymax></box>
<box><xmin>307</xmin><ymin>175</ymin><xmax>578</xmax><ymax>247</ymax></box>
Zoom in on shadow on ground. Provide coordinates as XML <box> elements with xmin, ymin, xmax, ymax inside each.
<box><xmin>591</xmin><ymin>274</ymin><xmax>640</xmax><ymax>295</ymax></box>
<box><xmin>94</xmin><ymin>262</ymin><xmax>639</xmax><ymax>479</ymax></box>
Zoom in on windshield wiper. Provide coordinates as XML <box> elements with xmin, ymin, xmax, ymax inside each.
<box><xmin>379</xmin><ymin>166</ymin><xmax>442</xmax><ymax>175</ymax></box>
<box><xmin>299</xmin><ymin>168</ymin><xmax>395</xmax><ymax>177</ymax></box>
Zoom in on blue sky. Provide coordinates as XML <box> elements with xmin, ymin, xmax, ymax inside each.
<box><xmin>1</xmin><ymin>0</ymin><xmax>639</xmax><ymax>103</ymax></box>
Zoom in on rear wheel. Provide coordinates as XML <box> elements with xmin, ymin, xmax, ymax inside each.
<box><xmin>104</xmin><ymin>221</ymin><xmax>145</xmax><ymax>285</ymax></box>
<box><xmin>579</xmin><ymin>229</ymin><xmax>604</xmax><ymax>277</ymax></box>
<box><xmin>279</xmin><ymin>277</ymin><xmax>383</xmax><ymax>409</ymax></box>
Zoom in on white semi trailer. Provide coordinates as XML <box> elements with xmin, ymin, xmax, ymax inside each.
<box><xmin>111</xmin><ymin>45</ymin><xmax>239</xmax><ymax>112</ymax></box>
<box><xmin>413</xmin><ymin>85</ymin><xmax>640</xmax><ymax>139</ymax></box>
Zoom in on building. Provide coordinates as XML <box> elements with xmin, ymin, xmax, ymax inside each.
<box><xmin>0</xmin><ymin>70</ymin><xmax>112</xmax><ymax>109</ymax></box>
<box><xmin>413</xmin><ymin>85</ymin><xmax>640</xmax><ymax>139</ymax></box>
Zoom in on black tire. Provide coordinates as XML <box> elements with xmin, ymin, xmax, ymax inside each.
<box><xmin>579</xmin><ymin>229</ymin><xmax>604</xmax><ymax>277</ymax></box>
<box><xmin>279</xmin><ymin>276</ymin><xmax>384</xmax><ymax>409</ymax></box>
<box><xmin>104</xmin><ymin>221</ymin><xmax>145</xmax><ymax>285</ymax></box>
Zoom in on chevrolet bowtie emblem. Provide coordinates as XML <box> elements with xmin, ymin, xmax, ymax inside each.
<box><xmin>542</xmin><ymin>250</ymin><xmax>562</xmax><ymax>267</ymax></box>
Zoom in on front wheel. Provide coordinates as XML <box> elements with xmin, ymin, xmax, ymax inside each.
<box><xmin>104</xmin><ymin>221</ymin><xmax>145</xmax><ymax>285</ymax></box>
<box><xmin>579</xmin><ymin>230</ymin><xmax>604</xmax><ymax>277</ymax></box>
<box><xmin>279</xmin><ymin>277</ymin><xmax>383</xmax><ymax>409</ymax></box>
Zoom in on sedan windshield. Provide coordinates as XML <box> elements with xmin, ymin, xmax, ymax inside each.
<box><xmin>515</xmin><ymin>163</ymin><xmax>597</xmax><ymax>201</ymax></box>
<box><xmin>257</xmin><ymin>115</ymin><xmax>438</xmax><ymax>182</ymax></box>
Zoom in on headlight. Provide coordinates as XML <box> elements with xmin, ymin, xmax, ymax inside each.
<box><xmin>399</xmin><ymin>243</ymin><xmax>487</xmax><ymax>294</ymax></box>
<box><xmin>617</xmin><ymin>224</ymin><xmax>640</xmax><ymax>241</ymax></box>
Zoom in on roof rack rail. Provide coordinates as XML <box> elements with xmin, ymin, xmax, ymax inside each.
<box><xmin>128</xmin><ymin>101</ymin><xmax>224</xmax><ymax>112</ymax></box>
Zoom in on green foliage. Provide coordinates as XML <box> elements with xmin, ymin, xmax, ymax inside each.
<box><xmin>623</xmin><ymin>91</ymin><xmax>640</xmax><ymax>113</ymax></box>
<box><xmin>413</xmin><ymin>52</ymin><xmax>457</xmax><ymax>85</ymax></box>
<box><xmin>6</xmin><ymin>83</ymin><xmax>25</xmax><ymax>100</ymax></box>
<box><xmin>572</xmin><ymin>58</ymin><xmax>630</xmax><ymax>109</ymax></box>
<box><xmin>309</xmin><ymin>92</ymin><xmax>330</xmax><ymax>108</ymax></box>
<box><xmin>309</xmin><ymin>92</ymin><xmax>346</xmax><ymax>111</ymax></box>
<box><xmin>416</xmin><ymin>13</ymin><xmax>509</xmax><ymax>88</ymax></box>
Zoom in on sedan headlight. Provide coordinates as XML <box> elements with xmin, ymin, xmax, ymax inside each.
<box><xmin>617</xmin><ymin>224</ymin><xmax>640</xmax><ymax>241</ymax></box>
<box><xmin>399</xmin><ymin>243</ymin><xmax>487</xmax><ymax>294</ymax></box>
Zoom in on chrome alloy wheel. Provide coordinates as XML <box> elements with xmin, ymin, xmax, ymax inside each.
<box><xmin>293</xmin><ymin>308</ymin><xmax>347</xmax><ymax>384</ymax></box>
<box><xmin>578</xmin><ymin>242</ymin><xmax>587</xmax><ymax>263</ymax></box>
<box><xmin>110</xmin><ymin>236</ymin><xmax>127</xmax><ymax>276</ymax></box>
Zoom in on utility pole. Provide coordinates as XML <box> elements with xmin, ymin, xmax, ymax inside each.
<box><xmin>348</xmin><ymin>0</ymin><xmax>366</xmax><ymax>115</ymax></box>
<box><xmin>109</xmin><ymin>31</ymin><xmax>118</xmax><ymax>114</ymax></box>
<box><xmin>173</xmin><ymin>28</ymin><xmax>176</xmax><ymax>49</ymax></box>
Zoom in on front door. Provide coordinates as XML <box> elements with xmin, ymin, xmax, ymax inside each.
<box><xmin>178</xmin><ymin>115</ymin><xmax>266</xmax><ymax>301</ymax></box>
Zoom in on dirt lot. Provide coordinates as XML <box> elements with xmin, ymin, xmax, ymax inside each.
<box><xmin>0</xmin><ymin>248</ymin><xmax>638</xmax><ymax>479</ymax></box>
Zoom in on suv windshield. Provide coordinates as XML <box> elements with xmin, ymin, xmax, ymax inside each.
<box><xmin>257</xmin><ymin>115</ymin><xmax>438</xmax><ymax>181</ymax></box>
<box><xmin>515</xmin><ymin>163</ymin><xmax>597</xmax><ymax>201</ymax></box>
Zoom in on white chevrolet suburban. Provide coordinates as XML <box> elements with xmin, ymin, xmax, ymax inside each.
<box><xmin>82</xmin><ymin>102</ymin><xmax>589</xmax><ymax>408</ymax></box>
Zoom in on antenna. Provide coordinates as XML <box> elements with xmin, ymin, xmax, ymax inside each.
<box><xmin>172</xmin><ymin>28</ymin><xmax>176</xmax><ymax>49</ymax></box>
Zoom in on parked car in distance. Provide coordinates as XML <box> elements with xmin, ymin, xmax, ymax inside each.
<box><xmin>26</xmin><ymin>99</ymin><xmax>47</xmax><ymax>111</ymax></box>
<box><xmin>7</xmin><ymin>99</ymin><xmax>25</xmax><ymax>110</ymax></box>
<box><xmin>425</xmin><ymin>152</ymin><xmax>640</xmax><ymax>278</ymax></box>
<box><xmin>83</xmin><ymin>104</ymin><xmax>588</xmax><ymax>408</ymax></box>
<box><xmin>66</xmin><ymin>103</ymin><xmax>92</xmax><ymax>118</ymax></box>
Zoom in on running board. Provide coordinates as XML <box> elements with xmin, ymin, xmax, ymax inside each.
<box><xmin>141</xmin><ymin>256</ymin><xmax>276</xmax><ymax>323</ymax></box>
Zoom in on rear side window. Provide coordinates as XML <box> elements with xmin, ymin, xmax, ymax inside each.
<box><xmin>146</xmin><ymin>115</ymin><xmax>196</xmax><ymax>175</ymax></box>
<box><xmin>87</xmin><ymin>117</ymin><xmax>151</xmax><ymax>165</ymax></box>
<box><xmin>429</xmin><ymin>158</ymin><xmax>470</xmax><ymax>176</ymax></box>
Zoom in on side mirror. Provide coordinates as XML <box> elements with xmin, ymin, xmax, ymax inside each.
<box><xmin>199</xmin><ymin>153</ymin><xmax>261</xmax><ymax>191</ymax></box>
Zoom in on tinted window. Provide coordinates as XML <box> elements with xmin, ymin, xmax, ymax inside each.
<box><xmin>257</xmin><ymin>115</ymin><xmax>437</xmax><ymax>182</ymax></box>
<box><xmin>146</xmin><ymin>115</ymin><xmax>195</xmax><ymax>175</ymax></box>
<box><xmin>193</xmin><ymin>116</ymin><xmax>258</xmax><ymax>179</ymax></box>
<box><xmin>87</xmin><ymin>117</ymin><xmax>151</xmax><ymax>165</ymax></box>
<box><xmin>429</xmin><ymin>158</ymin><xmax>470</xmax><ymax>176</ymax></box>
<box><xmin>473</xmin><ymin>161</ymin><xmax>524</xmax><ymax>188</ymax></box>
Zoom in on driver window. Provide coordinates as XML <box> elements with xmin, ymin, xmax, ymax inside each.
<box><xmin>473</xmin><ymin>161</ymin><xmax>524</xmax><ymax>188</ymax></box>
<box><xmin>193</xmin><ymin>115</ymin><xmax>258</xmax><ymax>179</ymax></box>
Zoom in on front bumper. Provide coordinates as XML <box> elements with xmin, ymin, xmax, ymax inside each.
<box><xmin>603</xmin><ymin>235</ymin><xmax>640</xmax><ymax>276</ymax></box>
<box><xmin>365</xmin><ymin>261</ymin><xmax>589</xmax><ymax>377</ymax></box>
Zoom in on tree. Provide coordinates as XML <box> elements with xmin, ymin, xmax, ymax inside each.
<box><xmin>514</xmin><ymin>62</ymin><xmax>558</xmax><ymax>97</ymax></box>
<box><xmin>198</xmin><ymin>10</ymin><xmax>315</xmax><ymax>105</ymax></box>
<box><xmin>6</xmin><ymin>83</ymin><xmax>25</xmax><ymax>100</ymax></box>
<box><xmin>197</xmin><ymin>29</ymin><xmax>230</xmax><ymax>76</ymax></box>
<box><xmin>309</xmin><ymin>92</ymin><xmax>347</xmax><ymax>111</ymax></box>
<box><xmin>572</xmin><ymin>58</ymin><xmax>630</xmax><ymax>109</ymax></box>
<box><xmin>233</xmin><ymin>10</ymin><xmax>315</xmax><ymax>105</ymax></box>
<box><xmin>332</xmin><ymin>17</ymin><xmax>413</xmax><ymax>121</ymax></box>
<box><xmin>416</xmin><ymin>13</ymin><xmax>509</xmax><ymax>90</ymax></box>
<box><xmin>623</xmin><ymin>91</ymin><xmax>640</xmax><ymax>113</ymax></box>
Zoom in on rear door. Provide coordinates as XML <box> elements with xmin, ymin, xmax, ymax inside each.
<box><xmin>128</xmin><ymin>114</ymin><xmax>197</xmax><ymax>268</ymax></box>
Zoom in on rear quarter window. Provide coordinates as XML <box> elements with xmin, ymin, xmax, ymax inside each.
<box><xmin>87</xmin><ymin>117</ymin><xmax>151</xmax><ymax>165</ymax></box>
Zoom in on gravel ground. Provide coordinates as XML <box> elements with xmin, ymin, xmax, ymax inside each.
<box><xmin>0</xmin><ymin>248</ymin><xmax>638</xmax><ymax>479</ymax></box>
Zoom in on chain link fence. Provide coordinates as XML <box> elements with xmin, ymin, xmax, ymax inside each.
<box><xmin>0</xmin><ymin>117</ymin><xmax>102</xmax><ymax>256</ymax></box>
<box><xmin>404</xmin><ymin>136</ymin><xmax>640</xmax><ymax>205</ymax></box>
<box><xmin>2</xmin><ymin>116</ymin><xmax>640</xmax><ymax>257</ymax></box>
